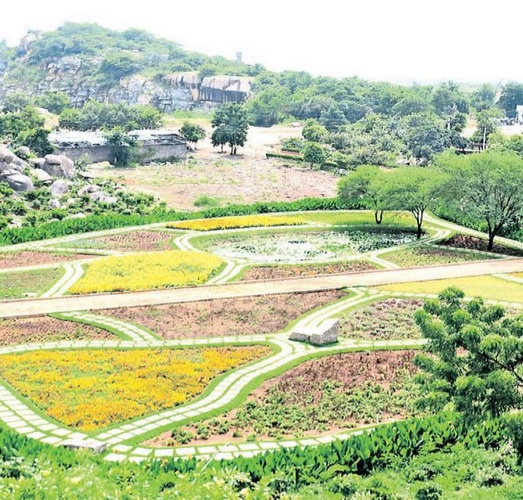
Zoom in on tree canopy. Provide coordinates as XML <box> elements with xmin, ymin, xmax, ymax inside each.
<box><xmin>415</xmin><ymin>287</ymin><xmax>523</xmax><ymax>424</ymax></box>
<box><xmin>211</xmin><ymin>103</ymin><xmax>249</xmax><ymax>155</ymax></box>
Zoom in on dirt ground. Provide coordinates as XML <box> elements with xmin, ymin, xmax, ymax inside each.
<box><xmin>103</xmin><ymin>290</ymin><xmax>345</xmax><ymax>339</ymax></box>
<box><xmin>0</xmin><ymin>316</ymin><xmax>113</xmax><ymax>346</ymax></box>
<box><xmin>440</xmin><ymin>235</ymin><xmax>523</xmax><ymax>257</ymax></box>
<box><xmin>0</xmin><ymin>251</ymin><xmax>93</xmax><ymax>269</ymax></box>
<box><xmin>79</xmin><ymin>231</ymin><xmax>175</xmax><ymax>252</ymax></box>
<box><xmin>146</xmin><ymin>350</ymin><xmax>417</xmax><ymax>447</ymax></box>
<box><xmin>241</xmin><ymin>261</ymin><xmax>377</xmax><ymax>281</ymax></box>
<box><xmin>90</xmin><ymin>125</ymin><xmax>338</xmax><ymax>210</ymax></box>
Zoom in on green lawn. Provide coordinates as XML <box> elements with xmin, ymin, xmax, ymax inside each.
<box><xmin>298</xmin><ymin>210</ymin><xmax>416</xmax><ymax>228</ymax></box>
<box><xmin>0</xmin><ymin>268</ymin><xmax>63</xmax><ymax>299</ymax></box>
<box><xmin>379</xmin><ymin>275</ymin><xmax>523</xmax><ymax>304</ymax></box>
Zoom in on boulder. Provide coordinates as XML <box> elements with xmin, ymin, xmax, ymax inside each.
<box><xmin>3</xmin><ymin>173</ymin><xmax>34</xmax><ymax>192</ymax></box>
<box><xmin>103</xmin><ymin>196</ymin><xmax>118</xmax><ymax>205</ymax></box>
<box><xmin>88</xmin><ymin>190</ymin><xmax>107</xmax><ymax>202</ymax></box>
<box><xmin>42</xmin><ymin>154</ymin><xmax>74</xmax><ymax>179</ymax></box>
<box><xmin>48</xmin><ymin>199</ymin><xmax>61</xmax><ymax>209</ymax></box>
<box><xmin>31</xmin><ymin>168</ymin><xmax>53</xmax><ymax>184</ymax></box>
<box><xmin>29</xmin><ymin>158</ymin><xmax>46</xmax><ymax>168</ymax></box>
<box><xmin>77</xmin><ymin>185</ymin><xmax>96</xmax><ymax>196</ymax></box>
<box><xmin>0</xmin><ymin>161</ymin><xmax>11</xmax><ymax>173</ymax></box>
<box><xmin>50</xmin><ymin>180</ymin><xmax>69</xmax><ymax>197</ymax></box>
<box><xmin>0</xmin><ymin>146</ymin><xmax>15</xmax><ymax>164</ymax></box>
<box><xmin>15</xmin><ymin>146</ymin><xmax>31</xmax><ymax>159</ymax></box>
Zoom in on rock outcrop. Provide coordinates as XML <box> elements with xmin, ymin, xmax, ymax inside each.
<box><xmin>42</xmin><ymin>154</ymin><xmax>75</xmax><ymax>179</ymax></box>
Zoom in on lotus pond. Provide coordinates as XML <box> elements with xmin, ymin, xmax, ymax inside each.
<box><xmin>193</xmin><ymin>228</ymin><xmax>419</xmax><ymax>263</ymax></box>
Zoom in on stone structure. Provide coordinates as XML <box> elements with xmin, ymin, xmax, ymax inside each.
<box><xmin>516</xmin><ymin>105</ymin><xmax>523</xmax><ymax>124</ymax></box>
<box><xmin>49</xmin><ymin>130</ymin><xmax>187</xmax><ymax>163</ymax></box>
<box><xmin>289</xmin><ymin>319</ymin><xmax>340</xmax><ymax>346</ymax></box>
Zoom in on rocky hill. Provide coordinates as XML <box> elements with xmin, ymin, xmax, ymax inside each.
<box><xmin>0</xmin><ymin>23</ymin><xmax>256</xmax><ymax>112</ymax></box>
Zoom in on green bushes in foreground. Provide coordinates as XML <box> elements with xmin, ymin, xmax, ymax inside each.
<box><xmin>0</xmin><ymin>197</ymin><xmax>350</xmax><ymax>246</ymax></box>
<box><xmin>1</xmin><ymin>412</ymin><xmax>518</xmax><ymax>499</ymax></box>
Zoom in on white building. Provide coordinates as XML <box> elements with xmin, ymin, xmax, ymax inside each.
<box><xmin>516</xmin><ymin>105</ymin><xmax>523</xmax><ymax>124</ymax></box>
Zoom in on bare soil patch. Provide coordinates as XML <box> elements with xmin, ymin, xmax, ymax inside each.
<box><xmin>147</xmin><ymin>350</ymin><xmax>418</xmax><ymax>447</ymax></box>
<box><xmin>103</xmin><ymin>290</ymin><xmax>345</xmax><ymax>339</ymax></box>
<box><xmin>77</xmin><ymin>231</ymin><xmax>175</xmax><ymax>252</ymax></box>
<box><xmin>0</xmin><ymin>251</ymin><xmax>93</xmax><ymax>270</ymax></box>
<box><xmin>91</xmin><ymin>126</ymin><xmax>337</xmax><ymax>210</ymax></box>
<box><xmin>0</xmin><ymin>316</ymin><xmax>113</xmax><ymax>346</ymax></box>
<box><xmin>440</xmin><ymin>235</ymin><xmax>523</xmax><ymax>257</ymax></box>
<box><xmin>241</xmin><ymin>261</ymin><xmax>377</xmax><ymax>281</ymax></box>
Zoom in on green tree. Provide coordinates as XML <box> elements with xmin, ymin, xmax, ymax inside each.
<box><xmin>303</xmin><ymin>142</ymin><xmax>327</xmax><ymax>168</ymax></box>
<box><xmin>435</xmin><ymin>150</ymin><xmax>523</xmax><ymax>250</ymax></box>
<box><xmin>211</xmin><ymin>103</ymin><xmax>249</xmax><ymax>155</ymax></box>
<box><xmin>337</xmin><ymin>165</ymin><xmax>387</xmax><ymax>223</ymax></box>
<box><xmin>103</xmin><ymin>127</ymin><xmax>138</xmax><ymax>167</ymax></box>
<box><xmin>498</xmin><ymin>82</ymin><xmax>523</xmax><ymax>118</ymax></box>
<box><xmin>1</xmin><ymin>92</ymin><xmax>33</xmax><ymax>112</ymax></box>
<box><xmin>470</xmin><ymin>83</ymin><xmax>496</xmax><ymax>112</ymax></box>
<box><xmin>381</xmin><ymin>167</ymin><xmax>443</xmax><ymax>238</ymax></box>
<box><xmin>36</xmin><ymin>91</ymin><xmax>71</xmax><ymax>114</ymax></box>
<box><xmin>302</xmin><ymin>119</ymin><xmax>328</xmax><ymax>142</ymax></box>
<box><xmin>414</xmin><ymin>287</ymin><xmax>523</xmax><ymax>424</ymax></box>
<box><xmin>470</xmin><ymin>108</ymin><xmax>503</xmax><ymax>146</ymax></box>
<box><xmin>179</xmin><ymin>122</ymin><xmax>206</xmax><ymax>149</ymax></box>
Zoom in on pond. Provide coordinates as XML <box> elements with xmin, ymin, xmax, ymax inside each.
<box><xmin>197</xmin><ymin>229</ymin><xmax>418</xmax><ymax>263</ymax></box>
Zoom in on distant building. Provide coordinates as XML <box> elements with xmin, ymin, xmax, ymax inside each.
<box><xmin>516</xmin><ymin>105</ymin><xmax>523</xmax><ymax>124</ymax></box>
<box><xmin>50</xmin><ymin>130</ymin><xmax>187</xmax><ymax>164</ymax></box>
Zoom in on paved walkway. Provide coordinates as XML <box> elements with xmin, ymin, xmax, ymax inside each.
<box><xmin>0</xmin><ymin>292</ymin><xmax>425</xmax><ymax>462</ymax></box>
<box><xmin>2</xmin><ymin>257</ymin><xmax>523</xmax><ymax>319</ymax></box>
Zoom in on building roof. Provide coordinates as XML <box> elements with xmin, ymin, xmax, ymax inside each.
<box><xmin>49</xmin><ymin>130</ymin><xmax>186</xmax><ymax>147</ymax></box>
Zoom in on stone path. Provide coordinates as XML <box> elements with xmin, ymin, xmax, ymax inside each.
<box><xmin>40</xmin><ymin>263</ymin><xmax>85</xmax><ymax>298</ymax></box>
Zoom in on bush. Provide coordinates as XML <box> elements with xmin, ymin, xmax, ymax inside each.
<box><xmin>415</xmin><ymin>483</ymin><xmax>442</xmax><ymax>500</ymax></box>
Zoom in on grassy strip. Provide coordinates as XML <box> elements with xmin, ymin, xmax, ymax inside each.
<box><xmin>0</xmin><ymin>267</ymin><xmax>64</xmax><ymax>300</ymax></box>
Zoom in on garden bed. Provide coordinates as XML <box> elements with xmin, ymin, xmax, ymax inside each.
<box><xmin>147</xmin><ymin>350</ymin><xmax>419</xmax><ymax>446</ymax></box>
<box><xmin>103</xmin><ymin>290</ymin><xmax>346</xmax><ymax>339</ymax></box>
<box><xmin>0</xmin><ymin>251</ymin><xmax>93</xmax><ymax>269</ymax></box>
<box><xmin>339</xmin><ymin>298</ymin><xmax>424</xmax><ymax>340</ymax></box>
<box><xmin>69</xmin><ymin>250</ymin><xmax>223</xmax><ymax>294</ymax></box>
<box><xmin>381</xmin><ymin>246</ymin><xmax>499</xmax><ymax>267</ymax></box>
<box><xmin>0</xmin><ymin>268</ymin><xmax>63</xmax><ymax>300</ymax></box>
<box><xmin>0</xmin><ymin>315</ymin><xmax>113</xmax><ymax>346</ymax></box>
<box><xmin>439</xmin><ymin>235</ymin><xmax>523</xmax><ymax>257</ymax></box>
<box><xmin>0</xmin><ymin>346</ymin><xmax>271</xmax><ymax>431</ymax></box>
<box><xmin>56</xmin><ymin>231</ymin><xmax>176</xmax><ymax>252</ymax></box>
<box><xmin>194</xmin><ymin>228</ymin><xmax>419</xmax><ymax>264</ymax></box>
<box><xmin>240</xmin><ymin>261</ymin><xmax>377</xmax><ymax>281</ymax></box>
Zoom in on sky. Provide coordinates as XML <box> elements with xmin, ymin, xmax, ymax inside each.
<box><xmin>2</xmin><ymin>0</ymin><xmax>522</xmax><ymax>84</ymax></box>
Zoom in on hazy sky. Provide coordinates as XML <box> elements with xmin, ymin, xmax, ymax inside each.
<box><xmin>2</xmin><ymin>0</ymin><xmax>522</xmax><ymax>84</ymax></box>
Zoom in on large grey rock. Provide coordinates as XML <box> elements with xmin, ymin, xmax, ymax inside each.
<box><xmin>0</xmin><ymin>161</ymin><xmax>11</xmax><ymax>173</ymax></box>
<box><xmin>29</xmin><ymin>158</ymin><xmax>46</xmax><ymax>168</ymax></box>
<box><xmin>88</xmin><ymin>190</ymin><xmax>107</xmax><ymax>202</ymax></box>
<box><xmin>289</xmin><ymin>319</ymin><xmax>339</xmax><ymax>346</ymax></box>
<box><xmin>42</xmin><ymin>154</ymin><xmax>74</xmax><ymax>179</ymax></box>
<box><xmin>50</xmin><ymin>180</ymin><xmax>69</xmax><ymax>197</ymax></box>
<box><xmin>15</xmin><ymin>146</ymin><xmax>31</xmax><ymax>159</ymax></box>
<box><xmin>0</xmin><ymin>146</ymin><xmax>14</xmax><ymax>164</ymax></box>
<box><xmin>31</xmin><ymin>168</ymin><xmax>53</xmax><ymax>184</ymax></box>
<box><xmin>3</xmin><ymin>173</ymin><xmax>34</xmax><ymax>192</ymax></box>
<box><xmin>48</xmin><ymin>199</ymin><xmax>61</xmax><ymax>209</ymax></box>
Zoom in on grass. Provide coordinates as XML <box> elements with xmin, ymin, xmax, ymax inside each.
<box><xmin>0</xmin><ymin>346</ymin><xmax>271</xmax><ymax>431</ymax></box>
<box><xmin>380</xmin><ymin>246</ymin><xmax>499</xmax><ymax>267</ymax></box>
<box><xmin>298</xmin><ymin>210</ymin><xmax>416</xmax><ymax>228</ymax></box>
<box><xmin>193</xmin><ymin>195</ymin><xmax>222</xmax><ymax>208</ymax></box>
<box><xmin>0</xmin><ymin>268</ymin><xmax>63</xmax><ymax>299</ymax></box>
<box><xmin>378</xmin><ymin>275</ymin><xmax>523</xmax><ymax>304</ymax></box>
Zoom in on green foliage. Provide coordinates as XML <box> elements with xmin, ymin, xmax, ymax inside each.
<box><xmin>498</xmin><ymin>82</ymin><xmax>523</xmax><ymax>118</ymax></box>
<box><xmin>179</xmin><ymin>121</ymin><xmax>206</xmax><ymax>147</ymax></box>
<box><xmin>302</xmin><ymin>119</ymin><xmax>328</xmax><ymax>142</ymax></box>
<box><xmin>0</xmin><ymin>107</ymin><xmax>53</xmax><ymax>155</ymax></box>
<box><xmin>414</xmin><ymin>287</ymin><xmax>523</xmax><ymax>426</ymax></box>
<box><xmin>35</xmin><ymin>91</ymin><xmax>71</xmax><ymax>114</ymax></box>
<box><xmin>303</xmin><ymin>141</ymin><xmax>327</xmax><ymax>167</ymax></box>
<box><xmin>59</xmin><ymin>101</ymin><xmax>162</xmax><ymax>131</ymax></box>
<box><xmin>0</xmin><ymin>92</ymin><xmax>33</xmax><ymax>112</ymax></box>
<box><xmin>435</xmin><ymin>150</ymin><xmax>523</xmax><ymax>249</ymax></box>
<box><xmin>103</xmin><ymin>127</ymin><xmax>138</xmax><ymax>167</ymax></box>
<box><xmin>211</xmin><ymin>103</ymin><xmax>249</xmax><ymax>155</ymax></box>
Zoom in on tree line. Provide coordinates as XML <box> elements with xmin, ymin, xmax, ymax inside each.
<box><xmin>338</xmin><ymin>150</ymin><xmax>523</xmax><ymax>249</ymax></box>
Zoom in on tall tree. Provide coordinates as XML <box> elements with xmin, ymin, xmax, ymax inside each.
<box><xmin>381</xmin><ymin>166</ymin><xmax>443</xmax><ymax>238</ymax></box>
<box><xmin>211</xmin><ymin>103</ymin><xmax>249</xmax><ymax>155</ymax></box>
<box><xmin>498</xmin><ymin>82</ymin><xmax>523</xmax><ymax>118</ymax></box>
<box><xmin>435</xmin><ymin>150</ymin><xmax>523</xmax><ymax>250</ymax></box>
<box><xmin>337</xmin><ymin>165</ymin><xmax>387</xmax><ymax>224</ymax></box>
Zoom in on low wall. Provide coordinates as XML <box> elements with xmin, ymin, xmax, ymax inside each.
<box><xmin>54</xmin><ymin>143</ymin><xmax>187</xmax><ymax>164</ymax></box>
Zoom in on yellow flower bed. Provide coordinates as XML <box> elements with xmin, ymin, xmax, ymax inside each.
<box><xmin>69</xmin><ymin>250</ymin><xmax>223</xmax><ymax>294</ymax></box>
<box><xmin>167</xmin><ymin>215</ymin><xmax>304</xmax><ymax>231</ymax></box>
<box><xmin>0</xmin><ymin>346</ymin><xmax>271</xmax><ymax>431</ymax></box>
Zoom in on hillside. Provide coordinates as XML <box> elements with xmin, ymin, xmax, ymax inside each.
<box><xmin>0</xmin><ymin>23</ymin><xmax>258</xmax><ymax>111</ymax></box>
